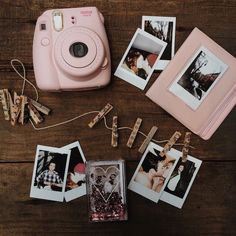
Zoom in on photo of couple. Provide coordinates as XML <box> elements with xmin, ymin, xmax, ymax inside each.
<box><xmin>115</xmin><ymin>28</ymin><xmax>167</xmax><ymax>90</ymax></box>
<box><xmin>86</xmin><ymin>160</ymin><xmax>127</xmax><ymax>222</ymax></box>
<box><xmin>90</xmin><ymin>166</ymin><xmax>120</xmax><ymax>196</ymax></box>
<box><xmin>134</xmin><ymin>148</ymin><xmax>175</xmax><ymax>193</ymax></box>
<box><xmin>123</xmin><ymin>47</ymin><xmax>158</xmax><ymax>80</ymax></box>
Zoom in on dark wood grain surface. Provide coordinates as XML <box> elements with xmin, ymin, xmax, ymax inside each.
<box><xmin>0</xmin><ymin>1</ymin><xmax>235</xmax><ymax>235</ymax></box>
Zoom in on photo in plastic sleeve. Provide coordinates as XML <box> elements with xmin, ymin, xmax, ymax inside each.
<box><xmin>61</xmin><ymin>141</ymin><xmax>86</xmax><ymax>202</ymax></box>
<box><xmin>169</xmin><ymin>46</ymin><xmax>228</xmax><ymax>110</ymax></box>
<box><xmin>30</xmin><ymin>145</ymin><xmax>70</xmax><ymax>202</ymax></box>
<box><xmin>114</xmin><ymin>28</ymin><xmax>167</xmax><ymax>90</ymax></box>
<box><xmin>86</xmin><ymin>160</ymin><xmax>127</xmax><ymax>222</ymax></box>
<box><xmin>128</xmin><ymin>142</ymin><xmax>180</xmax><ymax>203</ymax></box>
<box><xmin>142</xmin><ymin>16</ymin><xmax>176</xmax><ymax>70</ymax></box>
<box><xmin>160</xmin><ymin>154</ymin><xmax>202</xmax><ymax>209</ymax></box>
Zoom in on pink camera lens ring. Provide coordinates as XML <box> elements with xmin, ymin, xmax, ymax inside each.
<box><xmin>62</xmin><ymin>34</ymin><xmax>97</xmax><ymax>68</ymax></box>
<box><xmin>54</xmin><ymin>27</ymin><xmax>105</xmax><ymax>78</ymax></box>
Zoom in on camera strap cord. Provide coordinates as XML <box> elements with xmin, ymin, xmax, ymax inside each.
<box><xmin>8</xmin><ymin>59</ymin><xmax>194</xmax><ymax>149</ymax></box>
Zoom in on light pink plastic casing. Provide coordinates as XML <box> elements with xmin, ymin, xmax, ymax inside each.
<box><xmin>146</xmin><ymin>28</ymin><xmax>236</xmax><ymax>140</ymax></box>
<box><xmin>33</xmin><ymin>7</ymin><xmax>111</xmax><ymax>91</ymax></box>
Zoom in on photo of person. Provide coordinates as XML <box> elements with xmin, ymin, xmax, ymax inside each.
<box><xmin>164</xmin><ymin>159</ymin><xmax>196</xmax><ymax>198</ymax></box>
<box><xmin>160</xmin><ymin>154</ymin><xmax>202</xmax><ymax>209</ymax></box>
<box><xmin>134</xmin><ymin>148</ymin><xmax>175</xmax><ymax>193</ymax></box>
<box><xmin>86</xmin><ymin>160</ymin><xmax>127</xmax><ymax>222</ymax></box>
<box><xmin>30</xmin><ymin>145</ymin><xmax>70</xmax><ymax>202</ymax></box>
<box><xmin>142</xmin><ymin>16</ymin><xmax>176</xmax><ymax>70</ymax></box>
<box><xmin>62</xmin><ymin>141</ymin><xmax>87</xmax><ymax>202</ymax></box>
<box><xmin>90</xmin><ymin>165</ymin><xmax>120</xmax><ymax>200</ymax></box>
<box><xmin>115</xmin><ymin>28</ymin><xmax>167</xmax><ymax>90</ymax></box>
<box><xmin>104</xmin><ymin>172</ymin><xmax>119</xmax><ymax>194</ymax></box>
<box><xmin>128</xmin><ymin>142</ymin><xmax>179</xmax><ymax>203</ymax></box>
<box><xmin>123</xmin><ymin>47</ymin><xmax>158</xmax><ymax>80</ymax></box>
<box><xmin>36</xmin><ymin>160</ymin><xmax>63</xmax><ymax>191</ymax></box>
<box><xmin>169</xmin><ymin>46</ymin><xmax>228</xmax><ymax>110</ymax></box>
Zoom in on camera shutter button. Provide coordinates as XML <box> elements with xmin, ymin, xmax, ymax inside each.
<box><xmin>41</xmin><ymin>37</ymin><xmax>50</xmax><ymax>46</ymax></box>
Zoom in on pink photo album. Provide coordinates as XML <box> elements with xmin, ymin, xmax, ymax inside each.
<box><xmin>146</xmin><ymin>28</ymin><xmax>236</xmax><ymax>140</ymax></box>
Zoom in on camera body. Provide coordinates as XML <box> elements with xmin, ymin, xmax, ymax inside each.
<box><xmin>33</xmin><ymin>7</ymin><xmax>111</xmax><ymax>91</ymax></box>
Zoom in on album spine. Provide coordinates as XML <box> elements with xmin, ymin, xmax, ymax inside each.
<box><xmin>199</xmin><ymin>85</ymin><xmax>236</xmax><ymax>139</ymax></box>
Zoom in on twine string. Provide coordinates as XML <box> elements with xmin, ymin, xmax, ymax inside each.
<box><xmin>11</xmin><ymin>59</ymin><xmax>195</xmax><ymax>149</ymax></box>
<box><xmin>10</xmin><ymin>59</ymin><xmax>39</xmax><ymax>101</ymax></box>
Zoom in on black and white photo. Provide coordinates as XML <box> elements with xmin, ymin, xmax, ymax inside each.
<box><xmin>30</xmin><ymin>145</ymin><xmax>70</xmax><ymax>202</ymax></box>
<box><xmin>160</xmin><ymin>153</ymin><xmax>202</xmax><ymax>209</ymax></box>
<box><xmin>128</xmin><ymin>142</ymin><xmax>179</xmax><ymax>203</ymax></box>
<box><xmin>142</xmin><ymin>16</ymin><xmax>176</xmax><ymax>70</ymax></box>
<box><xmin>169</xmin><ymin>46</ymin><xmax>228</xmax><ymax>110</ymax></box>
<box><xmin>114</xmin><ymin>28</ymin><xmax>167</xmax><ymax>90</ymax></box>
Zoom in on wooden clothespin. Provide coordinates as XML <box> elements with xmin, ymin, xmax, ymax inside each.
<box><xmin>18</xmin><ymin>95</ymin><xmax>28</xmax><ymax>124</ymax></box>
<box><xmin>0</xmin><ymin>89</ymin><xmax>10</xmax><ymax>121</ymax></box>
<box><xmin>28</xmin><ymin>102</ymin><xmax>43</xmax><ymax>124</ymax></box>
<box><xmin>111</xmin><ymin>116</ymin><xmax>118</xmax><ymax>147</ymax></box>
<box><xmin>138</xmin><ymin>126</ymin><xmax>158</xmax><ymax>154</ymax></box>
<box><xmin>127</xmin><ymin>118</ymin><xmax>142</xmax><ymax>148</ymax></box>
<box><xmin>181</xmin><ymin>132</ymin><xmax>191</xmax><ymax>162</ymax></box>
<box><xmin>29</xmin><ymin>99</ymin><xmax>51</xmax><ymax>115</ymax></box>
<box><xmin>88</xmin><ymin>103</ymin><xmax>113</xmax><ymax>128</ymax></box>
<box><xmin>159</xmin><ymin>131</ymin><xmax>182</xmax><ymax>157</ymax></box>
<box><xmin>8</xmin><ymin>91</ymin><xmax>22</xmax><ymax>126</ymax></box>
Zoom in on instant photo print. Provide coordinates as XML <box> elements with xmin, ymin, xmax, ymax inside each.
<box><xmin>142</xmin><ymin>16</ymin><xmax>176</xmax><ymax>70</ymax></box>
<box><xmin>30</xmin><ymin>145</ymin><xmax>71</xmax><ymax>202</ymax></box>
<box><xmin>128</xmin><ymin>142</ymin><xmax>180</xmax><ymax>203</ymax></box>
<box><xmin>61</xmin><ymin>141</ymin><xmax>86</xmax><ymax>202</ymax></box>
<box><xmin>160</xmin><ymin>152</ymin><xmax>202</xmax><ymax>209</ymax></box>
<box><xmin>114</xmin><ymin>28</ymin><xmax>167</xmax><ymax>90</ymax></box>
<box><xmin>146</xmin><ymin>27</ymin><xmax>236</xmax><ymax>139</ymax></box>
<box><xmin>86</xmin><ymin>160</ymin><xmax>128</xmax><ymax>222</ymax></box>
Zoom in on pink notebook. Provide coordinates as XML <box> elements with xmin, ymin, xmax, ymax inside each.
<box><xmin>146</xmin><ymin>28</ymin><xmax>236</xmax><ymax>140</ymax></box>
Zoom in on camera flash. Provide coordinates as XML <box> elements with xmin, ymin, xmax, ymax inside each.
<box><xmin>52</xmin><ymin>10</ymin><xmax>63</xmax><ymax>31</ymax></box>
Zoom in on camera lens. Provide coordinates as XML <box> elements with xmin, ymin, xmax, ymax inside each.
<box><xmin>69</xmin><ymin>42</ymin><xmax>88</xmax><ymax>58</ymax></box>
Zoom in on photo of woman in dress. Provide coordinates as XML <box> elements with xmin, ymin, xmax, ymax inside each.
<box><xmin>164</xmin><ymin>159</ymin><xmax>197</xmax><ymax>198</ymax></box>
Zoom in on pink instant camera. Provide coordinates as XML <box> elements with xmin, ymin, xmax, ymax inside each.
<box><xmin>33</xmin><ymin>7</ymin><xmax>111</xmax><ymax>91</ymax></box>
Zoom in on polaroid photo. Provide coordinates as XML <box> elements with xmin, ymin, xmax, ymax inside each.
<box><xmin>61</xmin><ymin>141</ymin><xmax>86</xmax><ymax>202</ymax></box>
<box><xmin>160</xmin><ymin>153</ymin><xmax>202</xmax><ymax>209</ymax></box>
<box><xmin>142</xmin><ymin>16</ymin><xmax>176</xmax><ymax>70</ymax></box>
<box><xmin>86</xmin><ymin>160</ymin><xmax>128</xmax><ymax>222</ymax></box>
<box><xmin>30</xmin><ymin>145</ymin><xmax>71</xmax><ymax>202</ymax></box>
<box><xmin>128</xmin><ymin>142</ymin><xmax>180</xmax><ymax>203</ymax></box>
<box><xmin>114</xmin><ymin>28</ymin><xmax>167</xmax><ymax>90</ymax></box>
<box><xmin>169</xmin><ymin>46</ymin><xmax>228</xmax><ymax>110</ymax></box>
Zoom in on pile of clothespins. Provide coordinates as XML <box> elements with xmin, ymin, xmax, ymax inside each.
<box><xmin>0</xmin><ymin>89</ymin><xmax>50</xmax><ymax>126</ymax></box>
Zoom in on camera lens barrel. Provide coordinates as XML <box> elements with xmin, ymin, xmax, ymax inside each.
<box><xmin>69</xmin><ymin>42</ymin><xmax>88</xmax><ymax>58</ymax></box>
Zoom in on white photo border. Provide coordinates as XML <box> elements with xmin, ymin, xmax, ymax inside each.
<box><xmin>114</xmin><ymin>28</ymin><xmax>167</xmax><ymax>90</ymax></box>
<box><xmin>142</xmin><ymin>16</ymin><xmax>176</xmax><ymax>70</ymax></box>
<box><xmin>160</xmin><ymin>153</ymin><xmax>202</xmax><ymax>209</ymax></box>
<box><xmin>168</xmin><ymin>46</ymin><xmax>228</xmax><ymax>110</ymax></box>
<box><xmin>128</xmin><ymin>142</ymin><xmax>180</xmax><ymax>203</ymax></box>
<box><xmin>30</xmin><ymin>145</ymin><xmax>71</xmax><ymax>202</ymax></box>
<box><xmin>61</xmin><ymin>141</ymin><xmax>86</xmax><ymax>202</ymax></box>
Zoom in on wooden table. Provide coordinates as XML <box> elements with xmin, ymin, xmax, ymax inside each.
<box><xmin>0</xmin><ymin>1</ymin><xmax>235</xmax><ymax>235</ymax></box>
